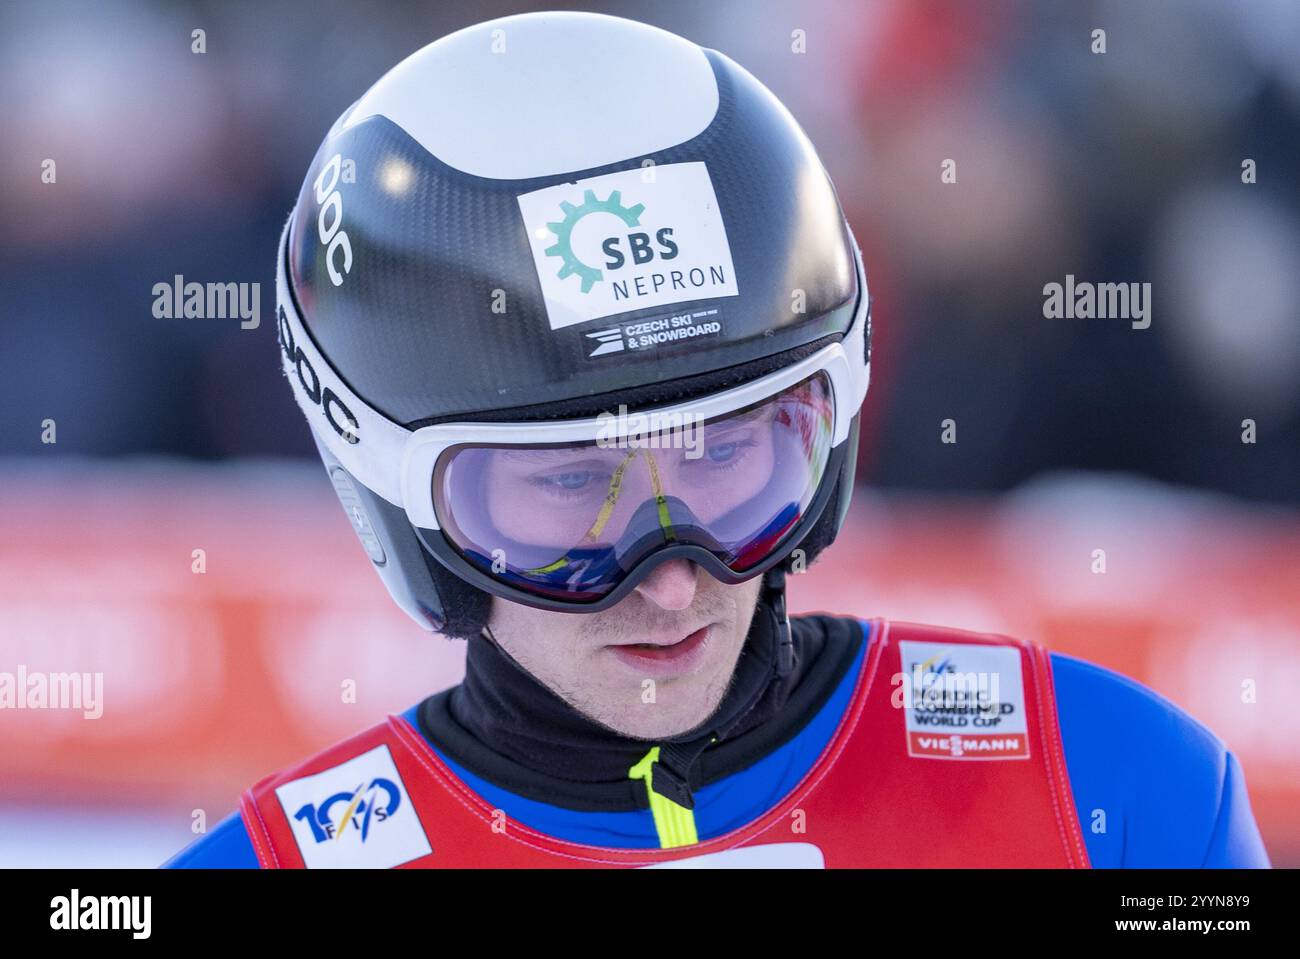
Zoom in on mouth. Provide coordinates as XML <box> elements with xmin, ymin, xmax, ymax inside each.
<box><xmin>606</xmin><ymin>624</ymin><xmax>713</xmax><ymax>677</ymax></box>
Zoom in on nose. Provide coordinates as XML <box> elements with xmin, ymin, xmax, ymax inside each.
<box><xmin>633</xmin><ymin>558</ymin><xmax>699</xmax><ymax>611</ymax></box>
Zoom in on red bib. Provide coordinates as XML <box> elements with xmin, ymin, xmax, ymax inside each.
<box><xmin>241</xmin><ymin>620</ymin><xmax>1090</xmax><ymax>868</ymax></box>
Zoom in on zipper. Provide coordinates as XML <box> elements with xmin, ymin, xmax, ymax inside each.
<box><xmin>628</xmin><ymin>746</ymin><xmax>701</xmax><ymax>849</ymax></box>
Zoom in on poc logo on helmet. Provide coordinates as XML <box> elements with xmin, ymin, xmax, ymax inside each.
<box><xmin>314</xmin><ymin>153</ymin><xmax>354</xmax><ymax>287</ymax></box>
<box><xmin>277</xmin><ymin>306</ymin><xmax>360</xmax><ymax>445</ymax></box>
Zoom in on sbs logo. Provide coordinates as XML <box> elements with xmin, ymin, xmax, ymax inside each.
<box><xmin>518</xmin><ymin>162</ymin><xmax>739</xmax><ymax>330</ymax></box>
<box><xmin>543</xmin><ymin>188</ymin><xmax>675</xmax><ymax>294</ymax></box>
<box><xmin>314</xmin><ymin>153</ymin><xmax>353</xmax><ymax>287</ymax></box>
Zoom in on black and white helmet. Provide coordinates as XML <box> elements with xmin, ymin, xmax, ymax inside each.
<box><xmin>277</xmin><ymin>11</ymin><xmax>871</xmax><ymax>640</ymax></box>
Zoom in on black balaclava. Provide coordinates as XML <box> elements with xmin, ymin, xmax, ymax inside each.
<box><xmin>446</xmin><ymin>570</ymin><xmax>821</xmax><ymax>804</ymax></box>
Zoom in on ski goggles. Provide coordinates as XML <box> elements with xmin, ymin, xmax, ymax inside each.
<box><xmin>399</xmin><ymin>358</ymin><xmax>865</xmax><ymax>609</ymax></box>
<box><xmin>277</xmin><ymin>239</ymin><xmax>870</xmax><ymax>612</ymax></box>
<box><xmin>414</xmin><ymin>371</ymin><xmax>840</xmax><ymax>606</ymax></box>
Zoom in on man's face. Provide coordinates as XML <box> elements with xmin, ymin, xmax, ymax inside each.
<box><xmin>487</xmin><ymin>559</ymin><xmax>764</xmax><ymax>740</ymax></box>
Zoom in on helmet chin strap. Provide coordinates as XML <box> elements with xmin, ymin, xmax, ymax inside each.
<box><xmin>763</xmin><ymin>564</ymin><xmax>796</xmax><ymax>680</ymax></box>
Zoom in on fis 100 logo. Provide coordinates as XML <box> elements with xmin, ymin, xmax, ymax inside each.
<box><xmin>292</xmin><ymin>777</ymin><xmax>401</xmax><ymax>844</ymax></box>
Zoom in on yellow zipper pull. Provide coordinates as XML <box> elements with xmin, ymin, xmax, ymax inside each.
<box><xmin>629</xmin><ymin>747</ymin><xmax>699</xmax><ymax>849</ymax></box>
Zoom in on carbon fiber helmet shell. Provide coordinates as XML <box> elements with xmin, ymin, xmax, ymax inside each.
<box><xmin>286</xmin><ymin>12</ymin><xmax>860</xmax><ymax>425</ymax></box>
<box><xmin>279</xmin><ymin>11</ymin><xmax>871</xmax><ymax>637</ymax></box>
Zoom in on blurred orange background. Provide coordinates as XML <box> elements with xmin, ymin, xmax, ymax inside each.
<box><xmin>2</xmin><ymin>464</ymin><xmax>1296</xmax><ymax>866</ymax></box>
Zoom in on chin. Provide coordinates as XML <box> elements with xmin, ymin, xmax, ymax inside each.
<box><xmin>618</xmin><ymin>712</ymin><xmax>712</xmax><ymax>742</ymax></box>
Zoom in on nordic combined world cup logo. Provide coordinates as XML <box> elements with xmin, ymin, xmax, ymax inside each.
<box><xmin>544</xmin><ymin>189</ymin><xmax>646</xmax><ymax>293</ymax></box>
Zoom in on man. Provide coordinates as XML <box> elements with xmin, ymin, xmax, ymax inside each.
<box><xmin>167</xmin><ymin>11</ymin><xmax>1268</xmax><ymax>868</ymax></box>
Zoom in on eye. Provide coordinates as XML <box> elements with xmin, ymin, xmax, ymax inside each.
<box><xmin>706</xmin><ymin>441</ymin><xmax>741</xmax><ymax>464</ymax></box>
<box><xmin>529</xmin><ymin>467</ymin><xmax>611</xmax><ymax>501</ymax></box>
<box><xmin>693</xmin><ymin>436</ymin><xmax>758</xmax><ymax>475</ymax></box>
<box><xmin>552</xmin><ymin>471</ymin><xmax>593</xmax><ymax>490</ymax></box>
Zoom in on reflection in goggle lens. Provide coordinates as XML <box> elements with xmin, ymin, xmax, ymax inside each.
<box><xmin>432</xmin><ymin>372</ymin><xmax>834</xmax><ymax>601</ymax></box>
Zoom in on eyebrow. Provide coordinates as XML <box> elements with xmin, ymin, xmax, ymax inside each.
<box><xmin>715</xmin><ymin>404</ymin><xmax>774</xmax><ymax>427</ymax></box>
<box><xmin>494</xmin><ymin>448</ymin><xmax>629</xmax><ymax>463</ymax></box>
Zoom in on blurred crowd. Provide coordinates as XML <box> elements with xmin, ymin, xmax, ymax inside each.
<box><xmin>2</xmin><ymin>0</ymin><xmax>1297</xmax><ymax>501</ymax></box>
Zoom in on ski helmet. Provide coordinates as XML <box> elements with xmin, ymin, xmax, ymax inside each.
<box><xmin>276</xmin><ymin>11</ymin><xmax>872</xmax><ymax>642</ymax></box>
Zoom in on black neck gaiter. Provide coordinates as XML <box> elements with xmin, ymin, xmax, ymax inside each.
<box><xmin>447</xmin><ymin>596</ymin><xmax>813</xmax><ymax>786</ymax></box>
